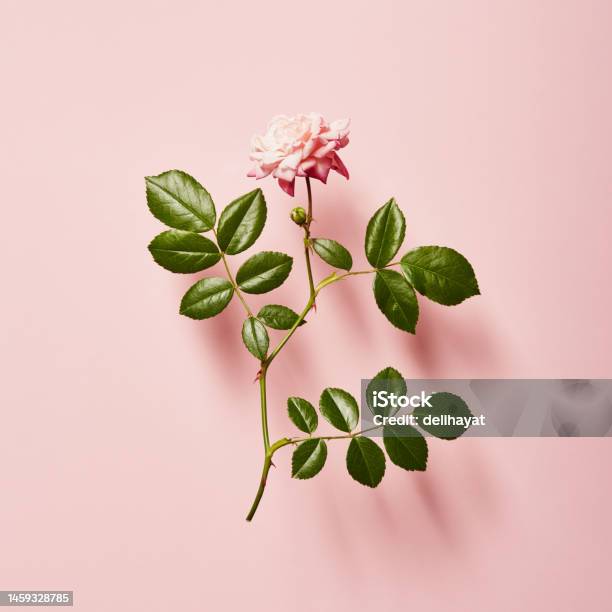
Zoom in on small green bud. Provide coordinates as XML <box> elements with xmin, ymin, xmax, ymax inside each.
<box><xmin>290</xmin><ymin>206</ymin><xmax>307</xmax><ymax>226</ymax></box>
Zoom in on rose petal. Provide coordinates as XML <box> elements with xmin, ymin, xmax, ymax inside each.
<box><xmin>273</xmin><ymin>163</ymin><xmax>298</xmax><ymax>182</ymax></box>
<box><xmin>299</xmin><ymin>158</ymin><xmax>316</xmax><ymax>172</ymax></box>
<box><xmin>301</xmin><ymin>138</ymin><xmax>317</xmax><ymax>159</ymax></box>
<box><xmin>307</xmin><ymin>157</ymin><xmax>332</xmax><ymax>183</ymax></box>
<box><xmin>255</xmin><ymin>164</ymin><xmax>272</xmax><ymax>179</ymax></box>
<box><xmin>248</xmin><ymin>113</ymin><xmax>350</xmax><ymax>194</ymax></box>
<box><xmin>281</xmin><ymin>151</ymin><xmax>302</xmax><ymax>170</ymax></box>
<box><xmin>331</xmin><ymin>152</ymin><xmax>349</xmax><ymax>179</ymax></box>
<box><xmin>278</xmin><ymin>178</ymin><xmax>295</xmax><ymax>196</ymax></box>
<box><xmin>324</xmin><ymin>118</ymin><xmax>351</xmax><ymax>140</ymax></box>
<box><xmin>328</xmin><ymin>117</ymin><xmax>350</xmax><ymax>133</ymax></box>
<box><xmin>312</xmin><ymin>141</ymin><xmax>337</xmax><ymax>159</ymax></box>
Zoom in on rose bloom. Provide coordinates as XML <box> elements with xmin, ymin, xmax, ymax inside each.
<box><xmin>248</xmin><ymin>113</ymin><xmax>350</xmax><ymax>196</ymax></box>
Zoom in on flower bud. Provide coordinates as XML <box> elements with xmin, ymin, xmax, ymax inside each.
<box><xmin>290</xmin><ymin>206</ymin><xmax>307</xmax><ymax>226</ymax></box>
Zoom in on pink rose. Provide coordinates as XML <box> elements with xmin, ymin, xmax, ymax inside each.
<box><xmin>247</xmin><ymin>113</ymin><xmax>350</xmax><ymax>196</ymax></box>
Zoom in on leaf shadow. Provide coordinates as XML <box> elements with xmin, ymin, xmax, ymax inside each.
<box><xmin>199</xmin><ymin>301</ymin><xmax>252</xmax><ymax>374</ymax></box>
<box><xmin>325</xmin><ymin>278</ymin><xmax>376</xmax><ymax>343</ymax></box>
<box><xmin>308</xmin><ymin>441</ymin><xmax>502</xmax><ymax>573</ymax></box>
<box><xmin>303</xmin><ymin>301</ymin><xmax>506</xmax><ymax>568</ymax></box>
<box><xmin>401</xmin><ymin>300</ymin><xmax>507</xmax><ymax>377</ymax></box>
<box><xmin>411</xmin><ymin>470</ymin><xmax>461</xmax><ymax>546</ymax></box>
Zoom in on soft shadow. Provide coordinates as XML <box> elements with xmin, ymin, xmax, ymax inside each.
<box><xmin>412</xmin><ymin>472</ymin><xmax>460</xmax><ymax>546</ymax></box>
<box><xmin>402</xmin><ymin>303</ymin><xmax>440</xmax><ymax>375</ymax></box>
<box><xmin>327</xmin><ymin>278</ymin><xmax>376</xmax><ymax>343</ymax></box>
<box><xmin>401</xmin><ymin>301</ymin><xmax>507</xmax><ymax>377</ymax></box>
<box><xmin>309</xmin><ymin>303</ymin><xmax>507</xmax><ymax>564</ymax></box>
<box><xmin>370</xmin><ymin>486</ymin><xmax>401</xmax><ymax>531</ymax></box>
<box><xmin>462</xmin><ymin>443</ymin><xmax>503</xmax><ymax>521</ymax></box>
<box><xmin>197</xmin><ymin>301</ymin><xmax>251</xmax><ymax>374</ymax></box>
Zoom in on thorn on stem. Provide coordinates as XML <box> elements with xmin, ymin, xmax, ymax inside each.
<box><xmin>253</xmin><ymin>369</ymin><xmax>262</xmax><ymax>383</ymax></box>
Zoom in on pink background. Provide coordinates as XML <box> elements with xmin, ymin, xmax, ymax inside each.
<box><xmin>2</xmin><ymin>1</ymin><xmax>612</xmax><ymax>610</ymax></box>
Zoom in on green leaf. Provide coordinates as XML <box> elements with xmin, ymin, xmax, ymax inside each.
<box><xmin>145</xmin><ymin>170</ymin><xmax>215</xmax><ymax>231</ymax></box>
<box><xmin>179</xmin><ymin>277</ymin><xmax>233</xmax><ymax>319</ymax></box>
<box><xmin>257</xmin><ymin>305</ymin><xmax>305</xmax><ymax>330</ymax></box>
<box><xmin>364</xmin><ymin>198</ymin><xmax>406</xmax><ymax>268</ymax></box>
<box><xmin>216</xmin><ymin>189</ymin><xmax>267</xmax><ymax>254</ymax></box>
<box><xmin>292</xmin><ymin>439</ymin><xmax>327</xmax><ymax>479</ymax></box>
<box><xmin>401</xmin><ymin>246</ymin><xmax>480</xmax><ymax>306</ymax></box>
<box><xmin>241</xmin><ymin>317</ymin><xmax>269</xmax><ymax>360</ymax></box>
<box><xmin>346</xmin><ymin>437</ymin><xmax>386</xmax><ymax>487</ymax></box>
<box><xmin>413</xmin><ymin>392</ymin><xmax>473</xmax><ymax>440</ymax></box>
<box><xmin>236</xmin><ymin>251</ymin><xmax>293</xmax><ymax>294</ymax></box>
<box><xmin>319</xmin><ymin>388</ymin><xmax>359</xmax><ymax>433</ymax></box>
<box><xmin>373</xmin><ymin>270</ymin><xmax>419</xmax><ymax>333</ymax></box>
<box><xmin>366</xmin><ymin>367</ymin><xmax>407</xmax><ymax>417</ymax></box>
<box><xmin>312</xmin><ymin>238</ymin><xmax>353</xmax><ymax>271</ymax></box>
<box><xmin>383</xmin><ymin>425</ymin><xmax>428</xmax><ymax>471</ymax></box>
<box><xmin>148</xmin><ymin>230</ymin><xmax>221</xmax><ymax>273</ymax></box>
<box><xmin>287</xmin><ymin>397</ymin><xmax>318</xmax><ymax>433</ymax></box>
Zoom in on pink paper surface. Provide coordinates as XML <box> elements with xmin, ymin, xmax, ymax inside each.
<box><xmin>1</xmin><ymin>1</ymin><xmax>611</xmax><ymax>610</ymax></box>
